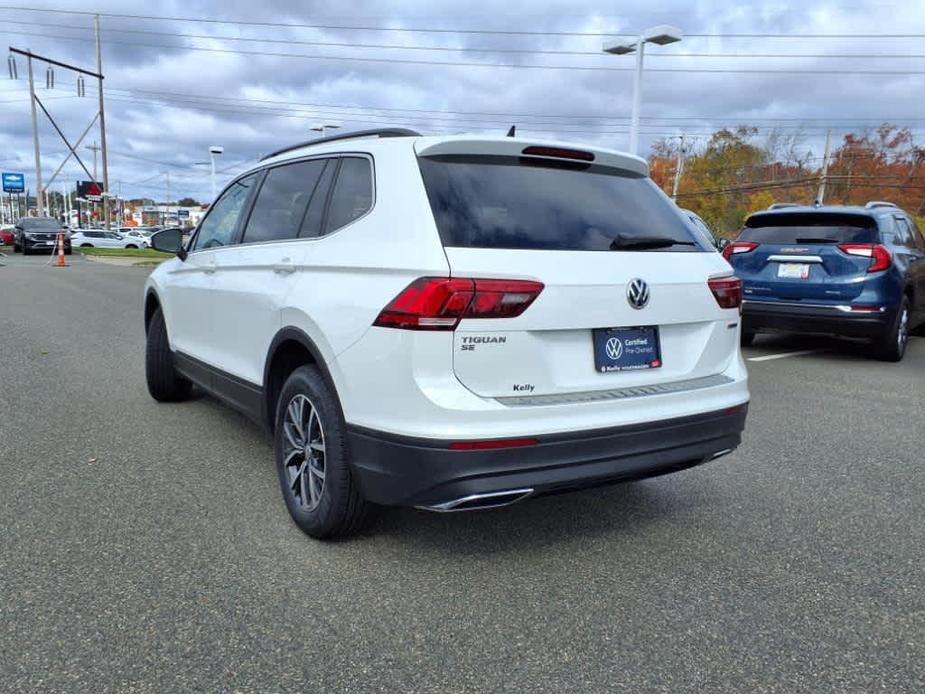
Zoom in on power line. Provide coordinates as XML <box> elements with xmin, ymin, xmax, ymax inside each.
<box><xmin>2</xmin><ymin>7</ymin><xmax>925</xmax><ymax>39</ymax></box>
<box><xmin>3</xmin><ymin>19</ymin><xmax>925</xmax><ymax>59</ymax></box>
<box><xmin>9</xmin><ymin>27</ymin><xmax>925</xmax><ymax>74</ymax></box>
<box><xmin>96</xmin><ymin>90</ymin><xmax>925</xmax><ymax>137</ymax></box>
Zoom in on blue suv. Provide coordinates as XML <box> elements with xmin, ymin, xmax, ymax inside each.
<box><xmin>724</xmin><ymin>202</ymin><xmax>925</xmax><ymax>361</ymax></box>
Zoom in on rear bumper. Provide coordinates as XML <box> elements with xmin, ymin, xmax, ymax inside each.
<box><xmin>22</xmin><ymin>238</ymin><xmax>70</xmax><ymax>252</ymax></box>
<box><xmin>742</xmin><ymin>300</ymin><xmax>893</xmax><ymax>339</ymax></box>
<box><xmin>347</xmin><ymin>404</ymin><xmax>748</xmax><ymax>508</ymax></box>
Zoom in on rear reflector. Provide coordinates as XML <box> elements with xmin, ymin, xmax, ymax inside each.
<box><xmin>848</xmin><ymin>305</ymin><xmax>885</xmax><ymax>313</ymax></box>
<box><xmin>374</xmin><ymin>277</ymin><xmax>544</xmax><ymax>331</ymax></box>
<box><xmin>449</xmin><ymin>437</ymin><xmax>538</xmax><ymax>451</ymax></box>
<box><xmin>521</xmin><ymin>145</ymin><xmax>595</xmax><ymax>162</ymax></box>
<box><xmin>837</xmin><ymin>243</ymin><xmax>892</xmax><ymax>273</ymax></box>
<box><xmin>708</xmin><ymin>276</ymin><xmax>743</xmax><ymax>310</ymax></box>
<box><xmin>721</xmin><ymin>241</ymin><xmax>758</xmax><ymax>262</ymax></box>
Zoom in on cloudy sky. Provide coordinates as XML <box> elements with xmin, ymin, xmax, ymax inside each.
<box><xmin>1</xmin><ymin>0</ymin><xmax>924</xmax><ymax>203</ymax></box>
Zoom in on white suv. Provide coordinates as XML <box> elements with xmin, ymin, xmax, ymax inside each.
<box><xmin>144</xmin><ymin>129</ymin><xmax>749</xmax><ymax>539</ymax></box>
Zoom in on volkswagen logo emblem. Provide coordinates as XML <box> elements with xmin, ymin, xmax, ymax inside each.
<box><xmin>605</xmin><ymin>337</ymin><xmax>624</xmax><ymax>361</ymax></box>
<box><xmin>626</xmin><ymin>278</ymin><xmax>650</xmax><ymax>310</ymax></box>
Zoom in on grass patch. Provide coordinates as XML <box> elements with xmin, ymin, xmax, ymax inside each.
<box><xmin>77</xmin><ymin>247</ymin><xmax>173</xmax><ymax>259</ymax></box>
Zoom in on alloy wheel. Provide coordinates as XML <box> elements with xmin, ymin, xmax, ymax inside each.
<box><xmin>281</xmin><ymin>394</ymin><xmax>326</xmax><ymax>512</ymax></box>
<box><xmin>897</xmin><ymin>306</ymin><xmax>909</xmax><ymax>353</ymax></box>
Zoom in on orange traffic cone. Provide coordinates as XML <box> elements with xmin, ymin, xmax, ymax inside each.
<box><xmin>53</xmin><ymin>232</ymin><xmax>68</xmax><ymax>267</ymax></box>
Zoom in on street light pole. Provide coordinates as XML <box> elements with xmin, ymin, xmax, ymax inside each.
<box><xmin>603</xmin><ymin>25</ymin><xmax>683</xmax><ymax>157</ymax></box>
<box><xmin>208</xmin><ymin>145</ymin><xmax>224</xmax><ymax>202</ymax></box>
<box><xmin>630</xmin><ymin>37</ymin><xmax>645</xmax><ymax>157</ymax></box>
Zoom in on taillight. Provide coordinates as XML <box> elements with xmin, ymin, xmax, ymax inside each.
<box><xmin>373</xmin><ymin>277</ymin><xmax>544</xmax><ymax>331</ymax></box>
<box><xmin>521</xmin><ymin>145</ymin><xmax>595</xmax><ymax>162</ymax></box>
<box><xmin>721</xmin><ymin>241</ymin><xmax>758</xmax><ymax>262</ymax></box>
<box><xmin>837</xmin><ymin>243</ymin><xmax>892</xmax><ymax>273</ymax></box>
<box><xmin>708</xmin><ymin>276</ymin><xmax>743</xmax><ymax>310</ymax></box>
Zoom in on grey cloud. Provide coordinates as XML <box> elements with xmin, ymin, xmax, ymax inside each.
<box><xmin>1</xmin><ymin>0</ymin><xmax>923</xmax><ymax>201</ymax></box>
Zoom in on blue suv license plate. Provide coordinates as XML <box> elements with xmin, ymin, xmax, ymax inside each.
<box><xmin>593</xmin><ymin>326</ymin><xmax>662</xmax><ymax>373</ymax></box>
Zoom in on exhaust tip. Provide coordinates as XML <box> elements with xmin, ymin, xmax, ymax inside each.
<box><xmin>416</xmin><ymin>488</ymin><xmax>534</xmax><ymax>513</ymax></box>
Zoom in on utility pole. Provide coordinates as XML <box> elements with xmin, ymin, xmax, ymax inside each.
<box><xmin>671</xmin><ymin>134</ymin><xmax>687</xmax><ymax>201</ymax></box>
<box><xmin>26</xmin><ymin>53</ymin><xmax>44</xmax><ymax>216</ymax></box>
<box><xmin>816</xmin><ymin>129</ymin><xmax>832</xmax><ymax>206</ymax></box>
<box><xmin>86</xmin><ymin>142</ymin><xmax>100</xmax><ymax>181</ymax></box>
<box><xmin>95</xmin><ymin>15</ymin><xmax>111</xmax><ymax>229</ymax></box>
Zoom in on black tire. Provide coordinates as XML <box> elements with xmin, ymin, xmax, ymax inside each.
<box><xmin>80</xmin><ymin>243</ymin><xmax>93</xmax><ymax>248</ymax></box>
<box><xmin>64</xmin><ymin>249</ymin><xmax>72</xmax><ymax>255</ymax></box>
<box><xmin>21</xmin><ymin>246</ymin><xmax>29</xmax><ymax>256</ymax></box>
<box><xmin>740</xmin><ymin>331</ymin><xmax>756</xmax><ymax>348</ymax></box>
<box><xmin>873</xmin><ymin>297</ymin><xmax>910</xmax><ymax>362</ymax></box>
<box><xmin>126</xmin><ymin>244</ymin><xmax>138</xmax><ymax>249</ymax></box>
<box><xmin>13</xmin><ymin>242</ymin><xmax>21</xmax><ymax>253</ymax></box>
<box><xmin>275</xmin><ymin>365</ymin><xmax>369</xmax><ymax>539</ymax></box>
<box><xmin>145</xmin><ymin>307</ymin><xmax>193</xmax><ymax>402</ymax></box>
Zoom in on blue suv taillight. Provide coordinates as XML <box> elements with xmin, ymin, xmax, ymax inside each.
<box><xmin>837</xmin><ymin>243</ymin><xmax>892</xmax><ymax>273</ymax></box>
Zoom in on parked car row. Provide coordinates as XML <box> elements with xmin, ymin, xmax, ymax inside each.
<box><xmin>3</xmin><ymin>218</ymin><xmax>162</xmax><ymax>253</ymax></box>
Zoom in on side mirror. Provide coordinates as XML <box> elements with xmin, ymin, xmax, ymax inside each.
<box><xmin>717</xmin><ymin>238</ymin><xmax>731</xmax><ymax>251</ymax></box>
<box><xmin>150</xmin><ymin>228</ymin><xmax>187</xmax><ymax>260</ymax></box>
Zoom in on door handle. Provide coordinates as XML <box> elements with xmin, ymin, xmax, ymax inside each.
<box><xmin>273</xmin><ymin>258</ymin><xmax>296</xmax><ymax>274</ymax></box>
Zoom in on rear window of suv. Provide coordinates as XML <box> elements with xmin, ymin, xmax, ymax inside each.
<box><xmin>739</xmin><ymin>213</ymin><xmax>878</xmax><ymax>244</ymax></box>
<box><xmin>418</xmin><ymin>155</ymin><xmax>701</xmax><ymax>251</ymax></box>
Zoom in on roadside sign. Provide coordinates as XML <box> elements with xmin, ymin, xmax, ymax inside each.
<box><xmin>2</xmin><ymin>172</ymin><xmax>25</xmax><ymax>193</ymax></box>
<box><xmin>177</xmin><ymin>209</ymin><xmax>190</xmax><ymax>218</ymax></box>
<box><xmin>77</xmin><ymin>180</ymin><xmax>103</xmax><ymax>198</ymax></box>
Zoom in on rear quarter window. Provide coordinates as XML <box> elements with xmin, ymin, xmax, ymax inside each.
<box><xmin>418</xmin><ymin>155</ymin><xmax>702</xmax><ymax>252</ymax></box>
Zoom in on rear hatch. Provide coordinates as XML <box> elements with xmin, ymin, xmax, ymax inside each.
<box><xmin>415</xmin><ymin>138</ymin><xmax>737</xmax><ymax>399</ymax></box>
<box><xmin>730</xmin><ymin>212</ymin><xmax>879</xmax><ymax>302</ymax></box>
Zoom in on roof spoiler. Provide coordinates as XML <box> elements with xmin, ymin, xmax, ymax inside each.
<box><xmin>415</xmin><ymin>137</ymin><xmax>648</xmax><ymax>176</ymax></box>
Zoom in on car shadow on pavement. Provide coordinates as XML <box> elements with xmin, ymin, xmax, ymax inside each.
<box><xmin>358</xmin><ymin>471</ymin><xmax>722</xmax><ymax>554</ymax></box>
<box><xmin>747</xmin><ymin>332</ymin><xmax>887</xmax><ymax>362</ymax></box>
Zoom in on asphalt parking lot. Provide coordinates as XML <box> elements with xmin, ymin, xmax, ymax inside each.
<box><xmin>1</xmin><ymin>252</ymin><xmax>923</xmax><ymax>692</ymax></box>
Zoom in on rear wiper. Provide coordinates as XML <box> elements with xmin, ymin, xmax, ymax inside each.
<box><xmin>794</xmin><ymin>237</ymin><xmax>838</xmax><ymax>244</ymax></box>
<box><xmin>609</xmin><ymin>235</ymin><xmax>697</xmax><ymax>251</ymax></box>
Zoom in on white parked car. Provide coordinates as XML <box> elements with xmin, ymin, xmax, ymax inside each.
<box><xmin>71</xmin><ymin>229</ymin><xmax>145</xmax><ymax>249</ymax></box>
<box><xmin>143</xmin><ymin>129</ymin><xmax>750</xmax><ymax>539</ymax></box>
<box><xmin>117</xmin><ymin>228</ymin><xmax>150</xmax><ymax>247</ymax></box>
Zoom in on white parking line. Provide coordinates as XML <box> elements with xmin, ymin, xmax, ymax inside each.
<box><xmin>747</xmin><ymin>349</ymin><xmax>821</xmax><ymax>362</ymax></box>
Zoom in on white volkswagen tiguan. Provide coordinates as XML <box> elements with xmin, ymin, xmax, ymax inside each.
<box><xmin>144</xmin><ymin>129</ymin><xmax>749</xmax><ymax>539</ymax></box>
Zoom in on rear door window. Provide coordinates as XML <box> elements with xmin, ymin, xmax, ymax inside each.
<box><xmin>911</xmin><ymin>220</ymin><xmax>925</xmax><ymax>251</ymax></box>
<box><xmin>892</xmin><ymin>217</ymin><xmax>916</xmax><ymax>249</ymax></box>
<box><xmin>242</xmin><ymin>159</ymin><xmax>327</xmax><ymax>244</ymax></box>
<box><xmin>739</xmin><ymin>213</ymin><xmax>878</xmax><ymax>244</ymax></box>
<box><xmin>324</xmin><ymin>157</ymin><xmax>374</xmax><ymax>234</ymax></box>
<box><xmin>300</xmin><ymin>161</ymin><xmax>337</xmax><ymax>238</ymax></box>
<box><xmin>418</xmin><ymin>155</ymin><xmax>700</xmax><ymax>251</ymax></box>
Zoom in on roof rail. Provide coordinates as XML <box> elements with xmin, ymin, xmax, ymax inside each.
<box><xmin>260</xmin><ymin>128</ymin><xmax>421</xmax><ymax>162</ymax></box>
<box><xmin>767</xmin><ymin>203</ymin><xmax>801</xmax><ymax>210</ymax></box>
<box><xmin>864</xmin><ymin>200</ymin><xmax>898</xmax><ymax>210</ymax></box>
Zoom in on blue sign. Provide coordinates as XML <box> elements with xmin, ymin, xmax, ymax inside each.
<box><xmin>177</xmin><ymin>209</ymin><xmax>190</xmax><ymax>218</ymax></box>
<box><xmin>2</xmin><ymin>172</ymin><xmax>25</xmax><ymax>193</ymax></box>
